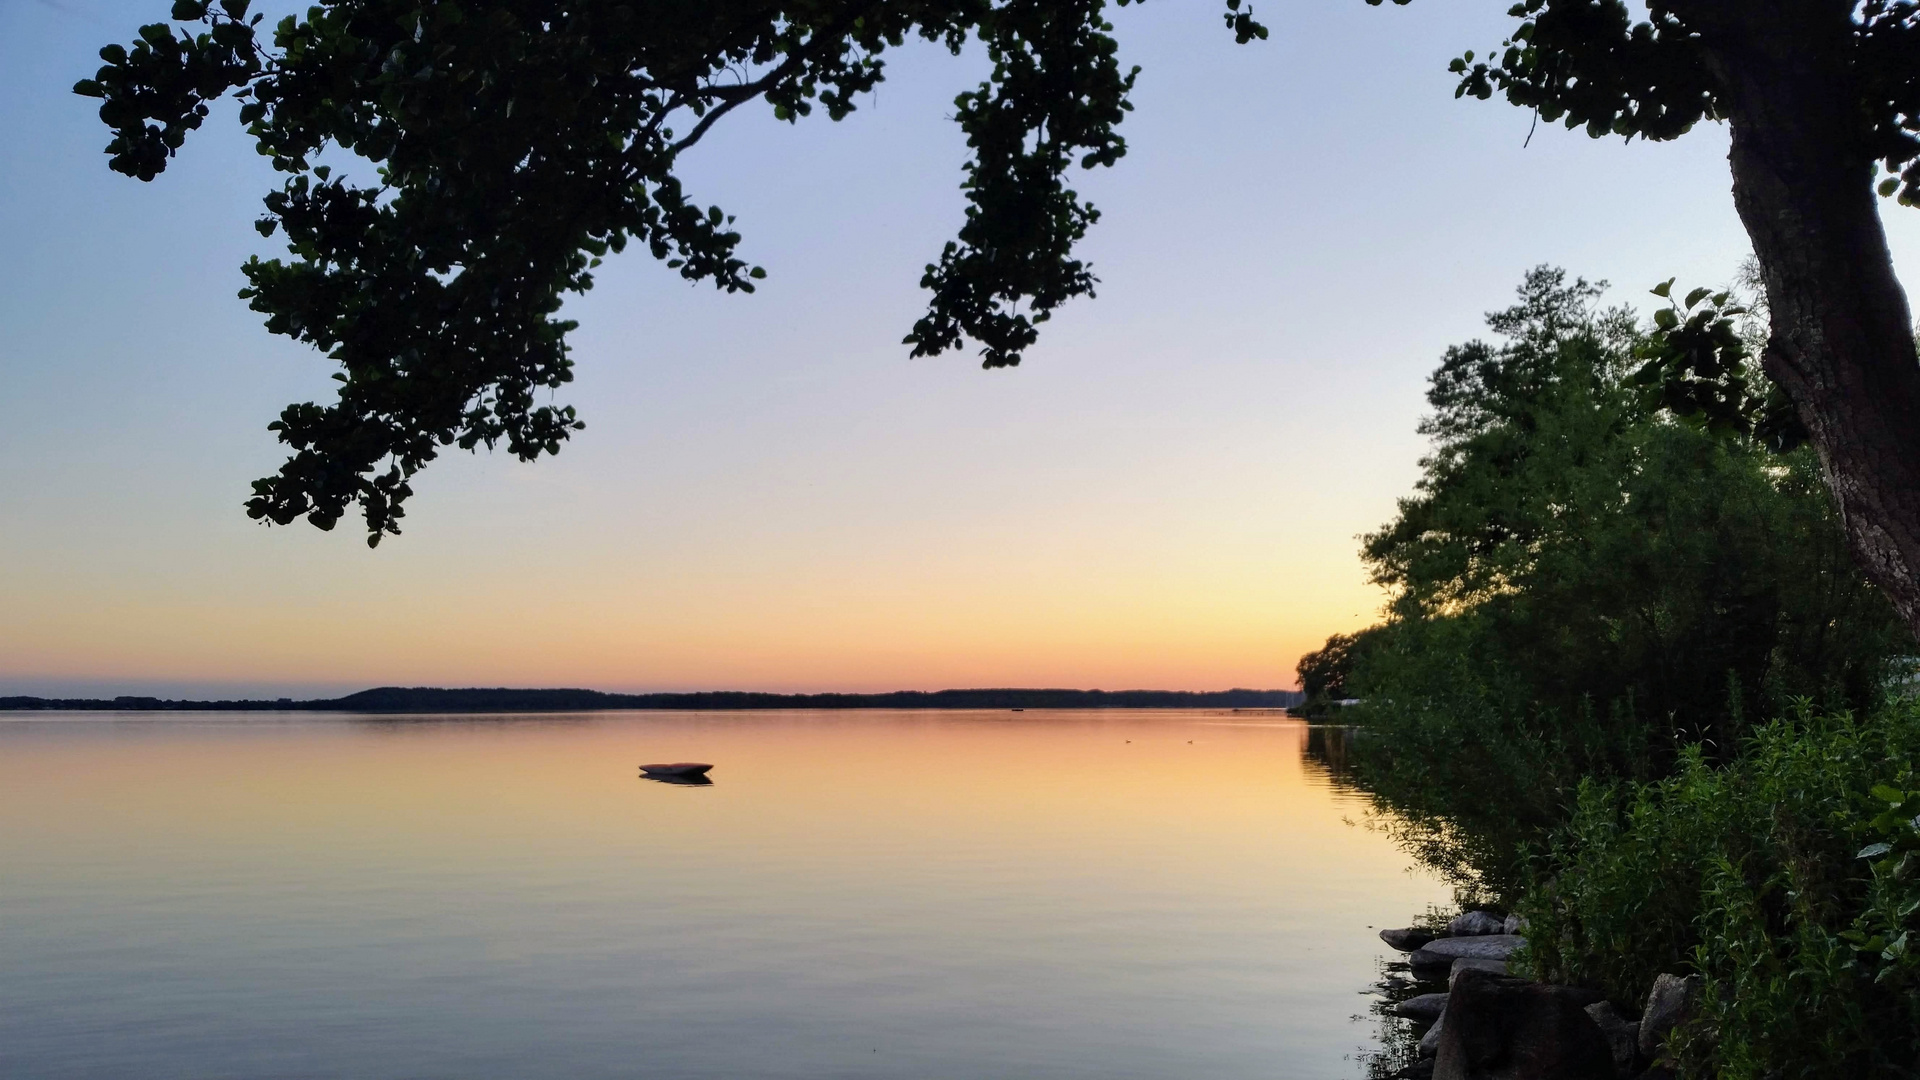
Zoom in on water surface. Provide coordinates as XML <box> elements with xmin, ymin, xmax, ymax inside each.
<box><xmin>0</xmin><ymin>710</ymin><xmax>1446</xmax><ymax>1078</ymax></box>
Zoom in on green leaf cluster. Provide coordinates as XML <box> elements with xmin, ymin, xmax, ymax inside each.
<box><xmin>1838</xmin><ymin>782</ymin><xmax>1920</xmax><ymax>986</ymax></box>
<box><xmin>1633</xmin><ymin>279</ymin><xmax>1808</xmax><ymax>454</ymax></box>
<box><xmin>1439</xmin><ymin>0</ymin><xmax>1920</xmax><ymax>212</ymax></box>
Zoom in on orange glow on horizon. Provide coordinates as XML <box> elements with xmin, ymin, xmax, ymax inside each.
<box><xmin>4</xmin><ymin>513</ymin><xmax>1387</xmax><ymax>694</ymax></box>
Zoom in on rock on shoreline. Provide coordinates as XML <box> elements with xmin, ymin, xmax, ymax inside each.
<box><xmin>1378</xmin><ymin>915</ymin><xmax>1699</xmax><ymax>1079</ymax></box>
<box><xmin>1380</xmin><ymin>926</ymin><xmax>1440</xmax><ymax>951</ymax></box>
<box><xmin>1432</xmin><ymin>968</ymin><xmax>1614</xmax><ymax>1080</ymax></box>
<box><xmin>1393</xmin><ymin>992</ymin><xmax>1450</xmax><ymax>1024</ymax></box>
<box><xmin>1409</xmin><ymin>934</ymin><xmax>1523</xmax><ymax>970</ymax></box>
<box><xmin>1447</xmin><ymin>910</ymin><xmax>1507</xmax><ymax>936</ymax></box>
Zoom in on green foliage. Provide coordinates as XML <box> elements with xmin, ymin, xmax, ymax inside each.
<box><xmin>1342</xmin><ymin>267</ymin><xmax>1907</xmax><ymax>896</ymax></box>
<box><xmin>1360</xmin><ymin>268</ymin><xmax>1901</xmax><ymax>743</ymax></box>
<box><xmin>1839</xmin><ymin>782</ymin><xmax>1920</xmax><ymax>989</ymax></box>
<box><xmin>1344</xmin><ymin>624</ymin><xmax>1645</xmax><ymax>900</ymax></box>
<box><xmin>79</xmin><ymin>0</ymin><xmax>1266</xmax><ymax>543</ymax></box>
<box><xmin>1293</xmin><ymin>625</ymin><xmax>1385</xmax><ymax>716</ymax></box>
<box><xmin>1633</xmin><ymin>280</ymin><xmax>1808</xmax><ymax>454</ymax></box>
<box><xmin>1442</xmin><ymin>1</ymin><xmax>1920</xmax><ymax>210</ymax></box>
<box><xmin>1518</xmin><ymin>708</ymin><xmax>1920</xmax><ymax>1078</ymax></box>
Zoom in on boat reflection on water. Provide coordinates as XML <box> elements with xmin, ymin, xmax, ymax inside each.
<box><xmin>641</xmin><ymin>772</ymin><xmax>714</xmax><ymax>787</ymax></box>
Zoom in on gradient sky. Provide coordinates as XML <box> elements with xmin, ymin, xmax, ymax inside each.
<box><xmin>9</xmin><ymin>0</ymin><xmax>1920</xmax><ymax>697</ymax></box>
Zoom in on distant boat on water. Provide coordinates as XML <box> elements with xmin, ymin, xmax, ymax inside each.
<box><xmin>639</xmin><ymin>762</ymin><xmax>713</xmax><ymax>779</ymax></box>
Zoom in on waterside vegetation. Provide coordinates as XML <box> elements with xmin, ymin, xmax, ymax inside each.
<box><xmin>1304</xmin><ymin>269</ymin><xmax>1920</xmax><ymax>1077</ymax></box>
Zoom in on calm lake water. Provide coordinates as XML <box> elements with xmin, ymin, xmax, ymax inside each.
<box><xmin>0</xmin><ymin>710</ymin><xmax>1447</xmax><ymax>1079</ymax></box>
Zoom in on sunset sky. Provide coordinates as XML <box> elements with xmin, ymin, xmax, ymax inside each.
<box><xmin>7</xmin><ymin>0</ymin><xmax>1917</xmax><ymax>698</ymax></box>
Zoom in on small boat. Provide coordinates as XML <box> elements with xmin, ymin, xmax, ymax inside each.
<box><xmin>639</xmin><ymin>762</ymin><xmax>713</xmax><ymax>778</ymax></box>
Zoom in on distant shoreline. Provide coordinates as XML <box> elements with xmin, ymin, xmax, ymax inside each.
<box><xmin>0</xmin><ymin>686</ymin><xmax>1304</xmax><ymax>714</ymax></box>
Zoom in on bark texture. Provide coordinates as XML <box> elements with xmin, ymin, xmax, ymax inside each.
<box><xmin>1694</xmin><ymin>1</ymin><xmax>1920</xmax><ymax>635</ymax></box>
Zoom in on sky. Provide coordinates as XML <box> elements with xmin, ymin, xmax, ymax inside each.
<box><xmin>7</xmin><ymin>0</ymin><xmax>1919</xmax><ymax>699</ymax></box>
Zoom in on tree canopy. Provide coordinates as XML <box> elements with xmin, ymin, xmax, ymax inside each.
<box><xmin>78</xmin><ymin>0</ymin><xmax>1268</xmax><ymax>542</ymax></box>
<box><xmin>79</xmin><ymin>0</ymin><xmax>1920</xmax><ymax>640</ymax></box>
<box><xmin>1313</xmin><ymin>267</ymin><xmax>1908</xmax><ymax>899</ymax></box>
<box><xmin>1441</xmin><ymin>1</ymin><xmax>1920</xmax><ymax>636</ymax></box>
<box><xmin>1358</xmin><ymin>267</ymin><xmax>1904</xmax><ymax>746</ymax></box>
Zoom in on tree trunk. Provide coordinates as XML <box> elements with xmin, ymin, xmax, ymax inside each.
<box><xmin>1698</xmin><ymin>2</ymin><xmax>1920</xmax><ymax>638</ymax></box>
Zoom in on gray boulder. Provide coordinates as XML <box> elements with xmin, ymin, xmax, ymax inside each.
<box><xmin>1411</xmin><ymin>934</ymin><xmax>1523</xmax><ymax>971</ymax></box>
<box><xmin>1452</xmin><ymin>957</ymin><xmax>1510</xmax><ymax>978</ymax></box>
<box><xmin>1637</xmin><ymin>974</ymin><xmax>1701</xmax><ymax>1062</ymax></box>
<box><xmin>1395</xmin><ymin>992</ymin><xmax>1449</xmax><ymax>1024</ymax></box>
<box><xmin>1449</xmin><ymin>911</ymin><xmax>1508</xmax><ymax>936</ymax></box>
<box><xmin>1585</xmin><ymin>1001</ymin><xmax>1639</xmax><ymax>1075</ymax></box>
<box><xmin>1432</xmin><ymin>968</ymin><xmax>1615</xmax><ymax>1080</ymax></box>
<box><xmin>1448</xmin><ymin>962</ymin><xmax>1599</xmax><ymax>1003</ymax></box>
<box><xmin>1383</xmin><ymin>927</ymin><xmax>1441</xmax><ymax>952</ymax></box>
<box><xmin>1419</xmin><ymin>1014</ymin><xmax>1446</xmax><ymax>1057</ymax></box>
<box><xmin>1503</xmin><ymin>913</ymin><xmax>1526</xmax><ymax>935</ymax></box>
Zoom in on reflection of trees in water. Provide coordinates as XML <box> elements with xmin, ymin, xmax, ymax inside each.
<box><xmin>1355</xmin><ymin>953</ymin><xmax>1441</xmax><ymax>1080</ymax></box>
<box><xmin>1303</xmin><ymin>725</ymin><xmax>1457</xmax><ymax>1077</ymax></box>
<box><xmin>350</xmin><ymin>713</ymin><xmax>597</xmax><ymax>731</ymax></box>
<box><xmin>1302</xmin><ymin>721</ymin><xmax>1526</xmax><ymax>905</ymax></box>
<box><xmin>1303</xmin><ymin>724</ymin><xmax>1359</xmax><ymax>785</ymax></box>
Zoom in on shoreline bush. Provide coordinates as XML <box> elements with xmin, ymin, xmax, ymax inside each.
<box><xmin>1309</xmin><ymin>267</ymin><xmax>1908</xmax><ymax>899</ymax></box>
<box><xmin>1308</xmin><ymin>268</ymin><xmax>1920</xmax><ymax>1075</ymax></box>
<box><xmin>1518</xmin><ymin>705</ymin><xmax>1920</xmax><ymax>1077</ymax></box>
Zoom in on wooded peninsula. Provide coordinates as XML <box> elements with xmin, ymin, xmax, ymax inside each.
<box><xmin>0</xmin><ymin>686</ymin><xmax>1304</xmax><ymax>713</ymax></box>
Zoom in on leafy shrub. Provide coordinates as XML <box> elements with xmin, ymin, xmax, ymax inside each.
<box><xmin>1326</xmin><ymin>267</ymin><xmax>1907</xmax><ymax>899</ymax></box>
<box><xmin>1517</xmin><ymin>706</ymin><xmax>1920</xmax><ymax>1077</ymax></box>
<box><xmin>1358</xmin><ymin>268</ymin><xmax>1902</xmax><ymax>752</ymax></box>
<box><xmin>1341</xmin><ymin>632</ymin><xmax>1624</xmax><ymax>901</ymax></box>
<box><xmin>1317</xmin><ymin>269</ymin><xmax>1920</xmax><ymax>1073</ymax></box>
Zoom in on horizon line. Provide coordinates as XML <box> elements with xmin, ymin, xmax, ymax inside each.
<box><xmin>1</xmin><ymin>684</ymin><xmax>1306</xmax><ymax>713</ymax></box>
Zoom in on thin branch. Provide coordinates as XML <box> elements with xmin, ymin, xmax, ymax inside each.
<box><xmin>667</xmin><ymin>61</ymin><xmax>805</xmax><ymax>156</ymax></box>
<box><xmin>666</xmin><ymin>15</ymin><xmax>870</xmax><ymax>157</ymax></box>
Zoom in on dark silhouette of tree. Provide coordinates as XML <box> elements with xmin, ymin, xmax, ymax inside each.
<box><xmin>1429</xmin><ymin>0</ymin><xmax>1920</xmax><ymax>646</ymax></box>
<box><xmin>79</xmin><ymin>0</ymin><xmax>1259</xmax><ymax>541</ymax></box>
<box><xmin>1296</xmin><ymin>628</ymin><xmax>1383</xmax><ymax>707</ymax></box>
<box><xmin>1360</xmin><ymin>267</ymin><xmax>1903</xmax><ymax>754</ymax></box>
<box><xmin>77</xmin><ymin>0</ymin><xmax>1920</xmax><ymax>646</ymax></box>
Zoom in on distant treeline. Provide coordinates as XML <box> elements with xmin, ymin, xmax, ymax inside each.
<box><xmin>0</xmin><ymin>686</ymin><xmax>1304</xmax><ymax>713</ymax></box>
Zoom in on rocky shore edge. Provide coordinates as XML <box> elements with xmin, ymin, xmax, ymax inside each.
<box><xmin>1378</xmin><ymin>911</ymin><xmax>1697</xmax><ymax>1080</ymax></box>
